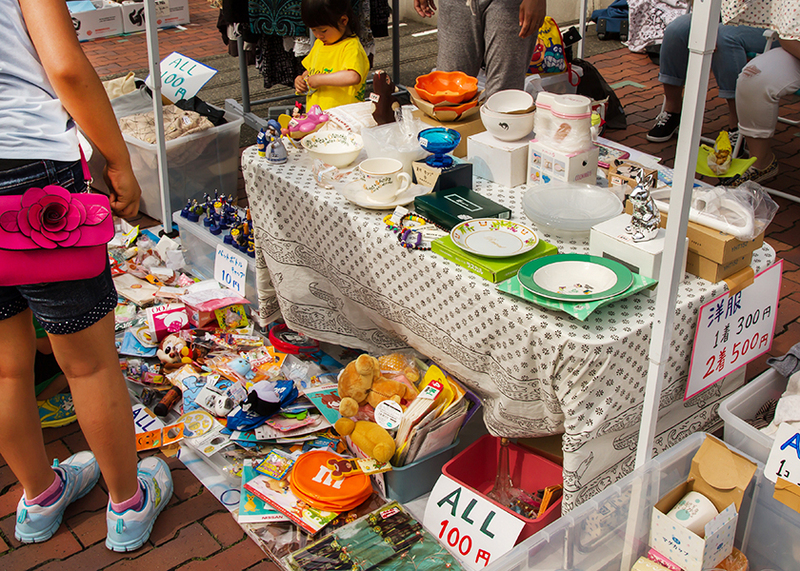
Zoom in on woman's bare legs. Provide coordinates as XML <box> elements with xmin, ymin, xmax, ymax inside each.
<box><xmin>47</xmin><ymin>312</ymin><xmax>139</xmax><ymax>503</ymax></box>
<box><xmin>0</xmin><ymin>309</ymin><xmax>56</xmax><ymax>498</ymax></box>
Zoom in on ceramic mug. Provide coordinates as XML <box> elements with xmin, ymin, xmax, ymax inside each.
<box><xmin>666</xmin><ymin>490</ymin><xmax>719</xmax><ymax>537</ymax></box>
<box><xmin>358</xmin><ymin>157</ymin><xmax>411</xmax><ymax>204</ymax></box>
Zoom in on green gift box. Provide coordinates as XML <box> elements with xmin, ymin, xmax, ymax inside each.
<box><xmin>432</xmin><ymin>235</ymin><xmax>558</xmax><ymax>283</ymax></box>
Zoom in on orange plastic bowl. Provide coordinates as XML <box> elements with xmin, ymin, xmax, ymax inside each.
<box><xmin>415</xmin><ymin>71</ymin><xmax>479</xmax><ymax>105</ymax></box>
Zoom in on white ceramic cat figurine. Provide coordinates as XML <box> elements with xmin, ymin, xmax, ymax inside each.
<box><xmin>625</xmin><ymin>169</ymin><xmax>660</xmax><ymax>242</ymax></box>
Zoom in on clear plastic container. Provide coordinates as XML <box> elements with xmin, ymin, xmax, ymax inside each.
<box><xmin>719</xmin><ymin>368</ymin><xmax>786</xmax><ymax>464</ymax></box>
<box><xmin>486</xmin><ymin>432</ymin><xmax>800</xmax><ymax>571</ymax></box>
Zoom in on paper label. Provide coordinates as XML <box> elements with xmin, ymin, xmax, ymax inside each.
<box><xmin>424</xmin><ymin>475</ymin><xmax>524</xmax><ymax>570</ymax></box>
<box><xmin>214</xmin><ymin>245</ymin><xmax>248</xmax><ymax>296</ymax></box>
<box><xmin>685</xmin><ymin>261</ymin><xmax>781</xmax><ymax>399</ymax></box>
<box><xmin>765</xmin><ymin>423</ymin><xmax>800</xmax><ymax>486</ymax></box>
<box><xmin>374</xmin><ymin>400</ymin><xmax>403</xmax><ymax>429</ymax></box>
<box><xmin>145</xmin><ymin>52</ymin><xmax>217</xmax><ymax>103</ymax></box>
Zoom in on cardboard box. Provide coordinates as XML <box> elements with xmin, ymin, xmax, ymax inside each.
<box><xmin>411</xmin><ymin>109</ymin><xmax>485</xmax><ymax>158</ymax></box>
<box><xmin>467</xmin><ymin>131</ymin><xmax>533</xmax><ymax>188</ymax></box>
<box><xmin>649</xmin><ymin>436</ymin><xmax>756</xmax><ymax>571</ymax></box>
<box><xmin>414</xmin><ymin>186</ymin><xmax>511</xmax><ymax>230</ymax></box>
<box><xmin>69</xmin><ymin>3</ymin><xmax>123</xmax><ymax>41</ymax></box>
<box><xmin>528</xmin><ymin>141</ymin><xmax>599</xmax><ymax>185</ymax></box>
<box><xmin>154</xmin><ymin>0</ymin><xmax>190</xmax><ymax>28</ymax></box>
<box><xmin>589</xmin><ymin>213</ymin><xmax>687</xmax><ymax>281</ymax></box>
<box><xmin>685</xmin><ymin>250</ymin><xmax>752</xmax><ymax>283</ymax></box>
<box><xmin>432</xmin><ymin>235</ymin><xmax>557</xmax><ymax>282</ymax></box>
<box><xmin>624</xmin><ymin>202</ymin><xmax>765</xmax><ymax>265</ymax></box>
<box><xmin>608</xmin><ymin>160</ymin><xmax>659</xmax><ymax>189</ymax></box>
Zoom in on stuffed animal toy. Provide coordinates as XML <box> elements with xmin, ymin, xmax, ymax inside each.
<box><xmin>334</xmin><ymin>418</ymin><xmax>396</xmax><ymax>463</ymax></box>
<box><xmin>156</xmin><ymin>333</ymin><xmax>193</xmax><ymax>365</ymax></box>
<box><xmin>338</xmin><ymin>354</ymin><xmax>408</xmax><ymax>417</ymax></box>
<box><xmin>371</xmin><ymin>70</ymin><xmax>400</xmax><ymax>125</ymax></box>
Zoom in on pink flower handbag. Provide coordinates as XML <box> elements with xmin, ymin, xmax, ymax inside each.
<box><xmin>0</xmin><ymin>185</ymin><xmax>114</xmax><ymax>286</ymax></box>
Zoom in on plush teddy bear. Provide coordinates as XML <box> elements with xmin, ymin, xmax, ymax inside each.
<box><xmin>334</xmin><ymin>418</ymin><xmax>396</xmax><ymax>463</ymax></box>
<box><xmin>337</xmin><ymin>354</ymin><xmax>408</xmax><ymax>417</ymax></box>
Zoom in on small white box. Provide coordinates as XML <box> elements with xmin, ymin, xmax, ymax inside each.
<box><xmin>121</xmin><ymin>0</ymin><xmax>190</xmax><ymax>33</ymax></box>
<box><xmin>70</xmin><ymin>3</ymin><xmax>123</xmax><ymax>41</ymax></box>
<box><xmin>467</xmin><ymin>131</ymin><xmax>533</xmax><ymax>188</ymax></box>
<box><xmin>649</xmin><ymin>437</ymin><xmax>756</xmax><ymax>571</ymax></box>
<box><xmin>528</xmin><ymin>141</ymin><xmax>598</xmax><ymax>185</ymax></box>
<box><xmin>589</xmin><ymin>213</ymin><xmax>688</xmax><ymax>284</ymax></box>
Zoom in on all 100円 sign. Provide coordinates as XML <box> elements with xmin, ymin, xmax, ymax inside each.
<box><xmin>685</xmin><ymin>261</ymin><xmax>782</xmax><ymax>399</ymax></box>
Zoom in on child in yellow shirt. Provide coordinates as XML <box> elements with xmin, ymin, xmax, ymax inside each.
<box><xmin>294</xmin><ymin>0</ymin><xmax>370</xmax><ymax>110</ymax></box>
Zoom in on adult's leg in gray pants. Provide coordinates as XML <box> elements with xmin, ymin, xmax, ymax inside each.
<box><xmin>437</xmin><ymin>0</ymin><xmax>538</xmax><ymax>97</ymax></box>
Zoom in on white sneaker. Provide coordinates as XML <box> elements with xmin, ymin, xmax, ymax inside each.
<box><xmin>15</xmin><ymin>451</ymin><xmax>100</xmax><ymax>543</ymax></box>
<box><xmin>105</xmin><ymin>457</ymin><xmax>173</xmax><ymax>552</ymax></box>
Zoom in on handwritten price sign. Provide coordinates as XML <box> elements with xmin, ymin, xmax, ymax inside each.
<box><xmin>686</xmin><ymin>261</ymin><xmax>782</xmax><ymax>400</ymax></box>
<box><xmin>424</xmin><ymin>475</ymin><xmax>524</xmax><ymax>570</ymax></box>
<box><xmin>214</xmin><ymin>245</ymin><xmax>247</xmax><ymax>296</ymax></box>
<box><xmin>765</xmin><ymin>423</ymin><xmax>800</xmax><ymax>486</ymax></box>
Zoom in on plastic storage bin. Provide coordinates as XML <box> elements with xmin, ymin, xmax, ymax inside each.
<box><xmin>485</xmin><ymin>432</ymin><xmax>800</xmax><ymax>571</ymax></box>
<box><xmin>172</xmin><ymin>211</ymin><xmax>258</xmax><ymax>307</ymax></box>
<box><xmin>383</xmin><ymin>439</ymin><xmax>459</xmax><ymax>503</ymax></box>
<box><xmin>719</xmin><ymin>367</ymin><xmax>787</xmax><ymax>463</ymax></box>
<box><xmin>442</xmin><ymin>435</ymin><xmax>563</xmax><ymax>543</ymax></box>
<box><xmin>88</xmin><ymin>110</ymin><xmax>243</xmax><ymax>222</ymax></box>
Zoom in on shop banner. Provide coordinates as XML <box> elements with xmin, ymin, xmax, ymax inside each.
<box><xmin>685</xmin><ymin>261</ymin><xmax>782</xmax><ymax>400</ymax></box>
<box><xmin>424</xmin><ymin>475</ymin><xmax>524</xmax><ymax>570</ymax></box>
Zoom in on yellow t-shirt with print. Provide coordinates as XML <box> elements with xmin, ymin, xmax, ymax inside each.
<box><xmin>301</xmin><ymin>36</ymin><xmax>369</xmax><ymax>110</ymax></box>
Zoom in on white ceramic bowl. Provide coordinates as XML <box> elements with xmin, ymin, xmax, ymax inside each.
<box><xmin>301</xmin><ymin>131</ymin><xmax>363</xmax><ymax>168</ymax></box>
<box><xmin>485</xmin><ymin>89</ymin><xmax>534</xmax><ymax>113</ymax></box>
<box><xmin>480</xmin><ymin>105</ymin><xmax>535</xmax><ymax>141</ymax></box>
<box><xmin>522</xmin><ymin>182</ymin><xmax>623</xmax><ymax>236</ymax></box>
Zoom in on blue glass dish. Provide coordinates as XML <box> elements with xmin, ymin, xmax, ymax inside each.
<box><xmin>418</xmin><ymin>127</ymin><xmax>461</xmax><ymax>168</ymax></box>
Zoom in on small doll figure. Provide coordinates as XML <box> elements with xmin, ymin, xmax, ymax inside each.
<box><xmin>625</xmin><ymin>169</ymin><xmax>661</xmax><ymax>242</ymax></box>
<box><xmin>180</xmin><ymin>198</ymin><xmax>193</xmax><ymax>219</ymax></box>
<box><xmin>266</xmin><ymin>119</ymin><xmax>288</xmax><ymax>164</ymax></box>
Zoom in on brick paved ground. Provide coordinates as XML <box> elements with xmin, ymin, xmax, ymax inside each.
<box><xmin>0</xmin><ymin>5</ymin><xmax>798</xmax><ymax>570</ymax></box>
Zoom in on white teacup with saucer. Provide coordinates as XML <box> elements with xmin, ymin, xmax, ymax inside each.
<box><xmin>357</xmin><ymin>157</ymin><xmax>411</xmax><ymax>205</ymax></box>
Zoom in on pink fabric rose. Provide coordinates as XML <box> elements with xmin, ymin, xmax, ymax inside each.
<box><xmin>0</xmin><ymin>185</ymin><xmax>109</xmax><ymax>249</ymax></box>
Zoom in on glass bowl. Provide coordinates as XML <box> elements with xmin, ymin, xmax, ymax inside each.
<box><xmin>522</xmin><ymin>182</ymin><xmax>623</xmax><ymax>236</ymax></box>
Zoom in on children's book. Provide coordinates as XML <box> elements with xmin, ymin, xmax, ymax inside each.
<box><xmin>237</xmin><ymin>461</ymin><xmax>289</xmax><ymax>524</ymax></box>
<box><xmin>244</xmin><ymin>472</ymin><xmax>339</xmax><ymax>535</ymax></box>
<box><xmin>302</xmin><ymin>382</ymin><xmax>341</xmax><ymax>425</ymax></box>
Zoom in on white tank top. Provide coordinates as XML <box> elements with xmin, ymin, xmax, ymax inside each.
<box><xmin>0</xmin><ymin>0</ymin><xmax>80</xmax><ymax>161</ymax></box>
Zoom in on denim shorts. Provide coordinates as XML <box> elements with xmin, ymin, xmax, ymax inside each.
<box><xmin>0</xmin><ymin>159</ymin><xmax>118</xmax><ymax>335</ymax></box>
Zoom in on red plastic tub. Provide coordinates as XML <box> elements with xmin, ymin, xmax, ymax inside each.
<box><xmin>441</xmin><ymin>435</ymin><xmax>563</xmax><ymax>542</ymax></box>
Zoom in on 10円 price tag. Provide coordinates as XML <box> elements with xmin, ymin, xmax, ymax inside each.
<box><xmin>214</xmin><ymin>245</ymin><xmax>247</xmax><ymax>296</ymax></box>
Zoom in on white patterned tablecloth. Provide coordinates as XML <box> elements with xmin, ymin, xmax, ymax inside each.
<box><xmin>241</xmin><ymin>145</ymin><xmax>774</xmax><ymax>511</ymax></box>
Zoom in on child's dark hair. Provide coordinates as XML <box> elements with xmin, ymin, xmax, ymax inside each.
<box><xmin>301</xmin><ymin>0</ymin><xmax>360</xmax><ymax>38</ymax></box>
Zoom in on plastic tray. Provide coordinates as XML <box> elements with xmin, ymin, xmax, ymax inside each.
<box><xmin>485</xmin><ymin>432</ymin><xmax>800</xmax><ymax>571</ymax></box>
<box><xmin>719</xmin><ymin>367</ymin><xmax>786</xmax><ymax>463</ymax></box>
<box><xmin>383</xmin><ymin>438</ymin><xmax>459</xmax><ymax>503</ymax></box>
<box><xmin>442</xmin><ymin>435</ymin><xmax>563</xmax><ymax>543</ymax></box>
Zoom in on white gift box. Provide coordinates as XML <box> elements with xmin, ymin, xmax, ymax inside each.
<box><xmin>467</xmin><ymin>131</ymin><xmax>533</xmax><ymax>188</ymax></box>
<box><xmin>528</xmin><ymin>141</ymin><xmax>598</xmax><ymax>185</ymax></box>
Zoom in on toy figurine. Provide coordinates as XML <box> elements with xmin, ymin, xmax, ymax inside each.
<box><xmin>625</xmin><ymin>169</ymin><xmax>661</xmax><ymax>242</ymax></box>
<box><xmin>187</xmin><ymin>199</ymin><xmax>201</xmax><ymax>222</ymax></box>
<box><xmin>279</xmin><ymin>104</ymin><xmax>329</xmax><ymax>139</ymax></box>
<box><xmin>371</xmin><ymin>70</ymin><xmax>400</xmax><ymax>125</ymax></box>
<box><xmin>266</xmin><ymin>119</ymin><xmax>288</xmax><ymax>164</ymax></box>
<box><xmin>180</xmin><ymin>198</ymin><xmax>193</xmax><ymax>218</ymax></box>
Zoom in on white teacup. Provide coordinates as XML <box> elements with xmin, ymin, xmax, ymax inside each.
<box><xmin>358</xmin><ymin>157</ymin><xmax>411</xmax><ymax>204</ymax></box>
